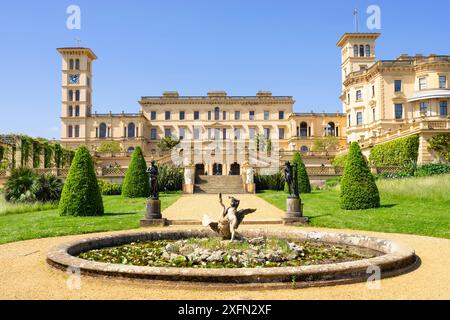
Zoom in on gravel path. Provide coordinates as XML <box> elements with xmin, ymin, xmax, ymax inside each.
<box><xmin>163</xmin><ymin>194</ymin><xmax>285</xmax><ymax>222</ymax></box>
<box><xmin>0</xmin><ymin>225</ymin><xmax>449</xmax><ymax>300</ymax></box>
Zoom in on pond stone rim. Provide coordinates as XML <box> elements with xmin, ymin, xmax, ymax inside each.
<box><xmin>47</xmin><ymin>228</ymin><xmax>418</xmax><ymax>286</ymax></box>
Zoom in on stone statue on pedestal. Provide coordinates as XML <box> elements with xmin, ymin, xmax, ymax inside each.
<box><xmin>184</xmin><ymin>167</ymin><xmax>194</xmax><ymax>185</ymax></box>
<box><xmin>147</xmin><ymin>160</ymin><xmax>159</xmax><ymax>199</ymax></box>
<box><xmin>284</xmin><ymin>161</ymin><xmax>299</xmax><ymax>199</ymax></box>
<box><xmin>246</xmin><ymin>167</ymin><xmax>255</xmax><ymax>184</ymax></box>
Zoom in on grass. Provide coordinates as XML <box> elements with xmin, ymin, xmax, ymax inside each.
<box><xmin>0</xmin><ymin>192</ymin><xmax>181</xmax><ymax>245</ymax></box>
<box><xmin>257</xmin><ymin>175</ymin><xmax>450</xmax><ymax>239</ymax></box>
<box><xmin>0</xmin><ymin>198</ymin><xmax>59</xmax><ymax>216</ymax></box>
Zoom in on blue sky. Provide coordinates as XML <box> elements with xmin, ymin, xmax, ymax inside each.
<box><xmin>1</xmin><ymin>0</ymin><xmax>449</xmax><ymax>139</ymax></box>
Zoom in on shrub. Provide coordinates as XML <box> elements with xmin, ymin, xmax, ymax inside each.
<box><xmin>0</xmin><ymin>145</ymin><xmax>4</xmax><ymax>162</ymax></box>
<box><xmin>415</xmin><ymin>163</ymin><xmax>450</xmax><ymax>177</ymax></box>
<box><xmin>31</xmin><ymin>174</ymin><xmax>63</xmax><ymax>202</ymax></box>
<box><xmin>340</xmin><ymin>142</ymin><xmax>380</xmax><ymax>210</ymax></box>
<box><xmin>98</xmin><ymin>180</ymin><xmax>122</xmax><ymax>195</ymax></box>
<box><xmin>332</xmin><ymin>154</ymin><xmax>347</xmax><ymax>168</ymax></box>
<box><xmin>4</xmin><ymin>167</ymin><xmax>37</xmax><ymax>203</ymax></box>
<box><xmin>59</xmin><ymin>146</ymin><xmax>104</xmax><ymax>216</ymax></box>
<box><xmin>255</xmin><ymin>171</ymin><xmax>285</xmax><ymax>191</ymax></box>
<box><xmin>122</xmin><ymin>147</ymin><xmax>150</xmax><ymax>198</ymax></box>
<box><xmin>427</xmin><ymin>133</ymin><xmax>450</xmax><ymax>162</ymax></box>
<box><xmin>284</xmin><ymin>152</ymin><xmax>311</xmax><ymax>194</ymax></box>
<box><xmin>157</xmin><ymin>164</ymin><xmax>183</xmax><ymax>192</ymax></box>
<box><xmin>369</xmin><ymin>135</ymin><xmax>419</xmax><ymax>166</ymax></box>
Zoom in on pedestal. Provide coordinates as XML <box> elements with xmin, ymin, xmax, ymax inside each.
<box><xmin>245</xmin><ymin>183</ymin><xmax>255</xmax><ymax>194</ymax></box>
<box><xmin>140</xmin><ymin>198</ymin><xmax>167</xmax><ymax>227</ymax></box>
<box><xmin>183</xmin><ymin>184</ymin><xmax>194</xmax><ymax>194</ymax></box>
<box><xmin>283</xmin><ymin>197</ymin><xmax>308</xmax><ymax>225</ymax></box>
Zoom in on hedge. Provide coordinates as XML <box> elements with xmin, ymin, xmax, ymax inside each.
<box><xmin>98</xmin><ymin>180</ymin><xmax>122</xmax><ymax>195</ymax></box>
<box><xmin>59</xmin><ymin>146</ymin><xmax>104</xmax><ymax>216</ymax></box>
<box><xmin>340</xmin><ymin>142</ymin><xmax>380</xmax><ymax>210</ymax></box>
<box><xmin>369</xmin><ymin>135</ymin><xmax>419</xmax><ymax>166</ymax></box>
<box><xmin>122</xmin><ymin>147</ymin><xmax>150</xmax><ymax>198</ymax></box>
<box><xmin>255</xmin><ymin>171</ymin><xmax>285</xmax><ymax>191</ymax></box>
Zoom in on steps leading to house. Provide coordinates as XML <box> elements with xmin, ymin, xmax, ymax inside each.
<box><xmin>194</xmin><ymin>175</ymin><xmax>245</xmax><ymax>194</ymax></box>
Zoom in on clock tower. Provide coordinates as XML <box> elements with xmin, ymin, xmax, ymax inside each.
<box><xmin>57</xmin><ymin>47</ymin><xmax>97</xmax><ymax>145</ymax></box>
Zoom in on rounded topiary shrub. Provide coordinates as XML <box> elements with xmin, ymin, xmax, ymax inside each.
<box><xmin>340</xmin><ymin>142</ymin><xmax>380</xmax><ymax>210</ymax></box>
<box><xmin>284</xmin><ymin>152</ymin><xmax>311</xmax><ymax>194</ymax></box>
<box><xmin>59</xmin><ymin>146</ymin><xmax>104</xmax><ymax>216</ymax></box>
<box><xmin>121</xmin><ymin>146</ymin><xmax>150</xmax><ymax>198</ymax></box>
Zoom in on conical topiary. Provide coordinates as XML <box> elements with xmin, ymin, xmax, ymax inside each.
<box><xmin>121</xmin><ymin>146</ymin><xmax>150</xmax><ymax>198</ymax></box>
<box><xmin>294</xmin><ymin>151</ymin><xmax>311</xmax><ymax>193</ymax></box>
<box><xmin>59</xmin><ymin>145</ymin><xmax>104</xmax><ymax>216</ymax></box>
<box><xmin>340</xmin><ymin>142</ymin><xmax>380</xmax><ymax>210</ymax></box>
<box><xmin>284</xmin><ymin>151</ymin><xmax>311</xmax><ymax>194</ymax></box>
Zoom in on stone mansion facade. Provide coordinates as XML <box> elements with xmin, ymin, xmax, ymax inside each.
<box><xmin>57</xmin><ymin>32</ymin><xmax>450</xmax><ymax>174</ymax></box>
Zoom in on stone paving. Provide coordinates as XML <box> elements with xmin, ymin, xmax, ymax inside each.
<box><xmin>162</xmin><ymin>194</ymin><xmax>285</xmax><ymax>222</ymax></box>
<box><xmin>1</xmin><ymin>225</ymin><xmax>449</xmax><ymax>300</ymax></box>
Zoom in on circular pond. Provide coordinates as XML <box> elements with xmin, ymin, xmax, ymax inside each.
<box><xmin>47</xmin><ymin>229</ymin><xmax>418</xmax><ymax>286</ymax></box>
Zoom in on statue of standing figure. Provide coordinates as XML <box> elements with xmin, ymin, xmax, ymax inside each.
<box><xmin>147</xmin><ymin>160</ymin><xmax>159</xmax><ymax>199</ymax></box>
<box><xmin>284</xmin><ymin>161</ymin><xmax>299</xmax><ymax>199</ymax></box>
<box><xmin>246</xmin><ymin>167</ymin><xmax>255</xmax><ymax>184</ymax></box>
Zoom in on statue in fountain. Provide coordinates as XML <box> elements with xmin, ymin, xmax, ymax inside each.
<box><xmin>202</xmin><ymin>193</ymin><xmax>256</xmax><ymax>241</ymax></box>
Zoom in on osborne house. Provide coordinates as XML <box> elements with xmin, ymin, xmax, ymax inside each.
<box><xmin>56</xmin><ymin>32</ymin><xmax>450</xmax><ymax>188</ymax></box>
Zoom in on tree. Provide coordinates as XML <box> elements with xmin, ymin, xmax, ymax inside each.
<box><xmin>121</xmin><ymin>146</ymin><xmax>150</xmax><ymax>198</ymax></box>
<box><xmin>284</xmin><ymin>151</ymin><xmax>311</xmax><ymax>194</ymax></box>
<box><xmin>97</xmin><ymin>141</ymin><xmax>122</xmax><ymax>153</ymax></box>
<box><xmin>157</xmin><ymin>136</ymin><xmax>180</xmax><ymax>152</ymax></box>
<box><xmin>311</xmin><ymin>136</ymin><xmax>339</xmax><ymax>155</ymax></box>
<box><xmin>340</xmin><ymin>142</ymin><xmax>380</xmax><ymax>210</ymax></box>
<box><xmin>59</xmin><ymin>145</ymin><xmax>104</xmax><ymax>216</ymax></box>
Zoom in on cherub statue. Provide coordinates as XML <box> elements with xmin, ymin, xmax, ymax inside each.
<box><xmin>202</xmin><ymin>193</ymin><xmax>256</xmax><ymax>240</ymax></box>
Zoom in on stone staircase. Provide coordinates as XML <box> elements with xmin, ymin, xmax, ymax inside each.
<box><xmin>194</xmin><ymin>175</ymin><xmax>245</xmax><ymax>194</ymax></box>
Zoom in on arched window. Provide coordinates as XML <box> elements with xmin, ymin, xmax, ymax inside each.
<box><xmin>68</xmin><ymin>106</ymin><xmax>73</xmax><ymax>117</ymax></box>
<box><xmin>69</xmin><ymin>59</ymin><xmax>74</xmax><ymax>70</ymax></box>
<box><xmin>214</xmin><ymin>107</ymin><xmax>220</xmax><ymax>121</ymax></box>
<box><xmin>75</xmin><ymin>105</ymin><xmax>80</xmax><ymax>117</ymax></box>
<box><xmin>326</xmin><ymin>122</ymin><xmax>336</xmax><ymax>136</ymax></box>
<box><xmin>365</xmin><ymin>45</ymin><xmax>371</xmax><ymax>57</ymax></box>
<box><xmin>300</xmin><ymin>146</ymin><xmax>309</xmax><ymax>153</ymax></box>
<box><xmin>75</xmin><ymin>90</ymin><xmax>80</xmax><ymax>101</ymax></box>
<box><xmin>68</xmin><ymin>90</ymin><xmax>73</xmax><ymax>101</ymax></box>
<box><xmin>127</xmin><ymin>147</ymin><xmax>135</xmax><ymax>155</ymax></box>
<box><xmin>127</xmin><ymin>123</ymin><xmax>136</xmax><ymax>138</ymax></box>
<box><xmin>75</xmin><ymin>59</ymin><xmax>80</xmax><ymax>70</ymax></box>
<box><xmin>300</xmin><ymin>122</ymin><xmax>308</xmax><ymax>137</ymax></box>
<box><xmin>99</xmin><ymin>123</ymin><xmax>107</xmax><ymax>138</ymax></box>
<box><xmin>74</xmin><ymin>125</ymin><xmax>79</xmax><ymax>138</ymax></box>
<box><xmin>354</xmin><ymin>45</ymin><xmax>359</xmax><ymax>57</ymax></box>
<box><xmin>68</xmin><ymin>125</ymin><xmax>73</xmax><ymax>138</ymax></box>
<box><xmin>359</xmin><ymin>45</ymin><xmax>365</xmax><ymax>57</ymax></box>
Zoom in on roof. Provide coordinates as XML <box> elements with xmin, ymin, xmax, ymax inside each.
<box><xmin>57</xmin><ymin>47</ymin><xmax>97</xmax><ymax>60</ymax></box>
<box><xmin>337</xmin><ymin>33</ymin><xmax>381</xmax><ymax>47</ymax></box>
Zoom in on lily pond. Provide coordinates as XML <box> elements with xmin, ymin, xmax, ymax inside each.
<box><xmin>78</xmin><ymin>237</ymin><xmax>381</xmax><ymax>268</ymax></box>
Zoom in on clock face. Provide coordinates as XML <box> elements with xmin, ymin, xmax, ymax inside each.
<box><xmin>69</xmin><ymin>74</ymin><xmax>80</xmax><ymax>84</ymax></box>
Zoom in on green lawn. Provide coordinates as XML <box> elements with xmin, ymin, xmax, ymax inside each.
<box><xmin>257</xmin><ymin>175</ymin><xmax>450</xmax><ymax>239</ymax></box>
<box><xmin>0</xmin><ymin>193</ymin><xmax>181</xmax><ymax>245</ymax></box>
